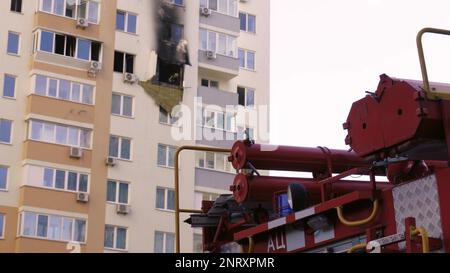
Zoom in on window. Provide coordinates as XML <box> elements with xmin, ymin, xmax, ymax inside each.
<box><xmin>33</xmin><ymin>75</ymin><xmax>94</xmax><ymax>104</ymax></box>
<box><xmin>107</xmin><ymin>180</ymin><xmax>129</xmax><ymax>204</ymax></box>
<box><xmin>0</xmin><ymin>119</ymin><xmax>12</xmax><ymax>144</ymax></box>
<box><xmin>20</xmin><ymin>211</ymin><xmax>86</xmax><ymax>242</ymax></box>
<box><xmin>198</xmin><ymin>108</ymin><xmax>235</xmax><ymax>131</ymax></box>
<box><xmin>7</xmin><ymin>32</ymin><xmax>20</xmax><ymax>55</ymax></box>
<box><xmin>194</xmin><ymin>192</ymin><xmax>220</xmax><ymax>211</ymax></box>
<box><xmin>200</xmin><ymin>79</ymin><xmax>219</xmax><ymax>88</ymax></box>
<box><xmin>36</xmin><ymin>30</ymin><xmax>101</xmax><ymax>61</ymax></box>
<box><xmin>157</xmin><ymin>144</ymin><xmax>177</xmax><ymax>168</ymax></box>
<box><xmin>39</xmin><ymin>0</ymin><xmax>100</xmax><ymax>23</ymax></box>
<box><xmin>196</xmin><ymin>152</ymin><xmax>233</xmax><ymax>173</ymax></box>
<box><xmin>154</xmin><ymin>231</ymin><xmax>175</xmax><ymax>253</ymax></box>
<box><xmin>0</xmin><ymin>166</ymin><xmax>8</xmax><ymax>190</ymax></box>
<box><xmin>28</xmin><ymin>166</ymin><xmax>89</xmax><ymax>192</ymax></box>
<box><xmin>38</xmin><ymin>30</ymin><xmax>100</xmax><ymax>61</ymax></box>
<box><xmin>111</xmin><ymin>93</ymin><xmax>133</xmax><ymax>117</ymax></box>
<box><xmin>156</xmin><ymin>187</ymin><xmax>175</xmax><ymax>211</ymax></box>
<box><xmin>104</xmin><ymin>225</ymin><xmax>127</xmax><ymax>250</ymax></box>
<box><xmin>29</xmin><ymin>119</ymin><xmax>91</xmax><ymax>148</ymax></box>
<box><xmin>238</xmin><ymin>48</ymin><xmax>255</xmax><ymax>70</ymax></box>
<box><xmin>200</xmin><ymin>0</ymin><xmax>237</xmax><ymax>17</ymax></box>
<box><xmin>114</xmin><ymin>51</ymin><xmax>134</xmax><ymax>73</ymax></box>
<box><xmin>0</xmin><ymin>214</ymin><xmax>4</xmax><ymax>239</ymax></box>
<box><xmin>239</xmin><ymin>12</ymin><xmax>256</xmax><ymax>33</ymax></box>
<box><xmin>193</xmin><ymin>233</ymin><xmax>203</xmax><ymax>253</ymax></box>
<box><xmin>237</xmin><ymin>86</ymin><xmax>255</xmax><ymax>107</ymax></box>
<box><xmin>3</xmin><ymin>75</ymin><xmax>16</xmax><ymax>98</ymax></box>
<box><xmin>162</xmin><ymin>23</ymin><xmax>183</xmax><ymax>44</ymax></box>
<box><xmin>169</xmin><ymin>0</ymin><xmax>183</xmax><ymax>5</ymax></box>
<box><xmin>109</xmin><ymin>135</ymin><xmax>131</xmax><ymax>160</ymax></box>
<box><xmin>116</xmin><ymin>11</ymin><xmax>137</xmax><ymax>34</ymax></box>
<box><xmin>238</xmin><ymin>127</ymin><xmax>254</xmax><ymax>140</ymax></box>
<box><xmin>199</xmin><ymin>29</ymin><xmax>237</xmax><ymax>58</ymax></box>
<box><xmin>10</xmin><ymin>0</ymin><xmax>22</xmax><ymax>12</ymax></box>
<box><xmin>159</xmin><ymin>107</ymin><xmax>179</xmax><ymax>126</ymax></box>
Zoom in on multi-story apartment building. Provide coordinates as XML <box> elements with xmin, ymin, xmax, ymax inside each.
<box><xmin>0</xmin><ymin>0</ymin><xmax>270</xmax><ymax>253</ymax></box>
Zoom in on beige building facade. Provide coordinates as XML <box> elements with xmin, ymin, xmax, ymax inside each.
<box><xmin>0</xmin><ymin>0</ymin><xmax>270</xmax><ymax>253</ymax></box>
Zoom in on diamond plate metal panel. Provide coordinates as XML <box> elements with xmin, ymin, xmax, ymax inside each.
<box><xmin>392</xmin><ymin>175</ymin><xmax>443</xmax><ymax>251</ymax></box>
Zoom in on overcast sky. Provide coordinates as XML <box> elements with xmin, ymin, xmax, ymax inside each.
<box><xmin>270</xmin><ymin>0</ymin><xmax>450</xmax><ymax>149</ymax></box>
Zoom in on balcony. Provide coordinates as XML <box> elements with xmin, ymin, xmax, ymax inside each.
<box><xmin>197</xmin><ymin>85</ymin><xmax>238</xmax><ymax>107</ymax></box>
<box><xmin>199</xmin><ymin>11</ymin><xmax>240</xmax><ymax>34</ymax></box>
<box><xmin>196</xmin><ymin>86</ymin><xmax>238</xmax><ymax>148</ymax></box>
<box><xmin>195</xmin><ymin>168</ymin><xmax>235</xmax><ymax>191</ymax></box>
<box><xmin>198</xmin><ymin>50</ymin><xmax>239</xmax><ymax>79</ymax></box>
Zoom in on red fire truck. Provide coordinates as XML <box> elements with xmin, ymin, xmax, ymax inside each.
<box><xmin>178</xmin><ymin>28</ymin><xmax>450</xmax><ymax>253</ymax></box>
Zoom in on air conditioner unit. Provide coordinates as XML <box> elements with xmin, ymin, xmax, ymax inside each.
<box><xmin>116</xmin><ymin>204</ymin><xmax>130</xmax><ymax>214</ymax></box>
<box><xmin>106</xmin><ymin>157</ymin><xmax>117</xmax><ymax>167</ymax></box>
<box><xmin>90</xmin><ymin>61</ymin><xmax>102</xmax><ymax>72</ymax></box>
<box><xmin>76</xmin><ymin>192</ymin><xmax>89</xmax><ymax>203</ymax></box>
<box><xmin>123</xmin><ymin>73</ymin><xmax>138</xmax><ymax>84</ymax></box>
<box><xmin>206</xmin><ymin>50</ymin><xmax>216</xmax><ymax>60</ymax></box>
<box><xmin>200</xmin><ymin>7</ymin><xmax>211</xmax><ymax>17</ymax></box>
<box><xmin>70</xmin><ymin>147</ymin><xmax>83</xmax><ymax>159</ymax></box>
<box><xmin>76</xmin><ymin>17</ymin><xmax>89</xmax><ymax>29</ymax></box>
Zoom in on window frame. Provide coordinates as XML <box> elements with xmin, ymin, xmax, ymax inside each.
<box><xmin>200</xmin><ymin>0</ymin><xmax>237</xmax><ymax>17</ymax></box>
<box><xmin>108</xmin><ymin>135</ymin><xmax>132</xmax><ymax>161</ymax></box>
<box><xmin>196</xmin><ymin>152</ymin><xmax>234</xmax><ymax>173</ymax></box>
<box><xmin>10</xmin><ymin>0</ymin><xmax>22</xmax><ymax>13</ymax></box>
<box><xmin>199</xmin><ymin>28</ymin><xmax>237</xmax><ymax>58</ymax></box>
<box><xmin>104</xmin><ymin>225</ymin><xmax>128</xmax><ymax>251</ymax></box>
<box><xmin>113</xmin><ymin>51</ymin><xmax>135</xmax><ymax>74</ymax></box>
<box><xmin>0</xmin><ymin>165</ymin><xmax>9</xmax><ymax>191</ymax></box>
<box><xmin>111</xmin><ymin>92</ymin><xmax>134</xmax><ymax>118</ymax></box>
<box><xmin>32</xmin><ymin>74</ymin><xmax>95</xmax><ymax>105</ymax></box>
<box><xmin>7</xmin><ymin>31</ymin><xmax>20</xmax><ymax>56</ymax></box>
<box><xmin>199</xmin><ymin>108</ymin><xmax>236</xmax><ymax>132</ymax></box>
<box><xmin>116</xmin><ymin>10</ymin><xmax>138</xmax><ymax>35</ymax></box>
<box><xmin>28</xmin><ymin>119</ymin><xmax>92</xmax><ymax>149</ymax></box>
<box><xmin>154</xmin><ymin>231</ymin><xmax>175</xmax><ymax>253</ymax></box>
<box><xmin>35</xmin><ymin>29</ymin><xmax>102</xmax><ymax>62</ymax></box>
<box><xmin>0</xmin><ymin>119</ymin><xmax>13</xmax><ymax>145</ymax></box>
<box><xmin>106</xmin><ymin>180</ymin><xmax>130</xmax><ymax>205</ymax></box>
<box><xmin>0</xmin><ymin>213</ymin><xmax>4</xmax><ymax>239</ymax></box>
<box><xmin>238</xmin><ymin>48</ymin><xmax>255</xmax><ymax>71</ymax></box>
<box><xmin>237</xmin><ymin>86</ymin><xmax>255</xmax><ymax>108</ymax></box>
<box><xmin>37</xmin><ymin>166</ymin><xmax>89</xmax><ymax>193</ymax></box>
<box><xmin>239</xmin><ymin>12</ymin><xmax>256</xmax><ymax>33</ymax></box>
<box><xmin>19</xmin><ymin>211</ymin><xmax>87</xmax><ymax>243</ymax></box>
<box><xmin>168</xmin><ymin>0</ymin><xmax>184</xmax><ymax>6</ymax></box>
<box><xmin>157</xmin><ymin>144</ymin><xmax>177</xmax><ymax>168</ymax></box>
<box><xmin>155</xmin><ymin>187</ymin><xmax>175</xmax><ymax>211</ymax></box>
<box><xmin>3</xmin><ymin>74</ymin><xmax>17</xmax><ymax>99</ymax></box>
<box><xmin>200</xmin><ymin>78</ymin><xmax>219</xmax><ymax>88</ymax></box>
<box><xmin>38</xmin><ymin>0</ymin><xmax>101</xmax><ymax>24</ymax></box>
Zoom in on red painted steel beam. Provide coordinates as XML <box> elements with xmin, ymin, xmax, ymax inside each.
<box><xmin>228</xmin><ymin>140</ymin><xmax>369</xmax><ymax>173</ymax></box>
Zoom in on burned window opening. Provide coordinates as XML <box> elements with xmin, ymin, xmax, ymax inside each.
<box><xmin>114</xmin><ymin>51</ymin><xmax>134</xmax><ymax>73</ymax></box>
<box><xmin>156</xmin><ymin>58</ymin><xmax>184</xmax><ymax>87</ymax></box>
<box><xmin>91</xmin><ymin>42</ymin><xmax>101</xmax><ymax>62</ymax></box>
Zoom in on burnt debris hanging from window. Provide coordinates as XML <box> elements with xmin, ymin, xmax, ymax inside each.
<box><xmin>138</xmin><ymin>0</ymin><xmax>190</xmax><ymax>115</ymax></box>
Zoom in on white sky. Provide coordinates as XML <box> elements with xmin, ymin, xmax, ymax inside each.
<box><xmin>270</xmin><ymin>0</ymin><xmax>450</xmax><ymax>149</ymax></box>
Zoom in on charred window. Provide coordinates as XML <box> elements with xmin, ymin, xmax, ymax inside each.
<box><xmin>91</xmin><ymin>42</ymin><xmax>101</xmax><ymax>62</ymax></box>
<box><xmin>162</xmin><ymin>23</ymin><xmax>183</xmax><ymax>44</ymax></box>
<box><xmin>114</xmin><ymin>51</ymin><xmax>134</xmax><ymax>73</ymax></box>
<box><xmin>156</xmin><ymin>58</ymin><xmax>183</xmax><ymax>87</ymax></box>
